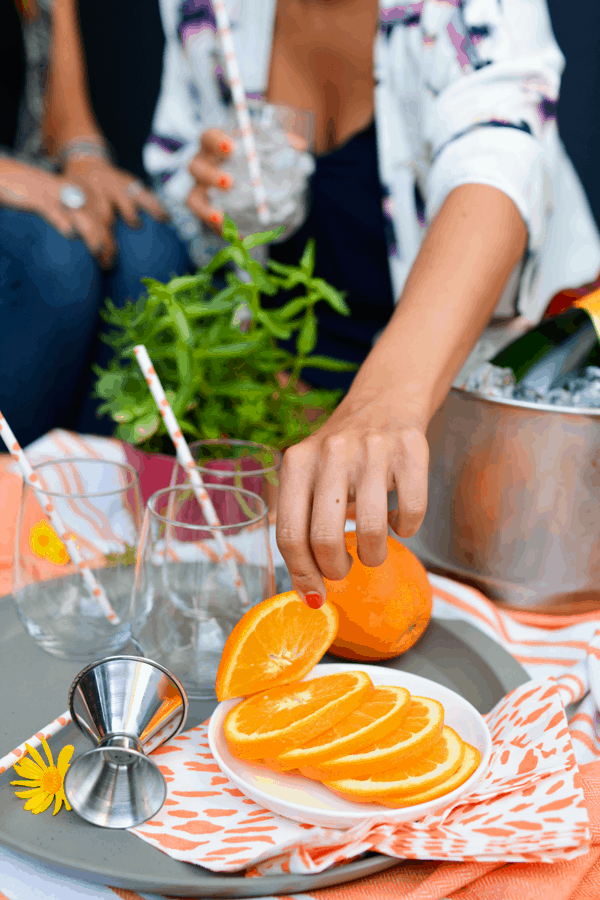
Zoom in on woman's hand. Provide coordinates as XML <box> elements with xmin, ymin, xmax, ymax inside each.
<box><xmin>0</xmin><ymin>159</ymin><xmax>112</xmax><ymax>260</ymax></box>
<box><xmin>275</xmin><ymin>390</ymin><xmax>429</xmax><ymax>607</ymax></box>
<box><xmin>0</xmin><ymin>160</ymin><xmax>76</xmax><ymax>234</ymax></box>
<box><xmin>186</xmin><ymin>129</ymin><xmax>235</xmax><ymax>233</ymax></box>
<box><xmin>62</xmin><ymin>157</ymin><xmax>169</xmax><ymax>267</ymax></box>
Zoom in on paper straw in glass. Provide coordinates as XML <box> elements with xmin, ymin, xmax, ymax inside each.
<box><xmin>133</xmin><ymin>345</ymin><xmax>251</xmax><ymax>607</ymax></box>
<box><xmin>0</xmin><ymin>412</ymin><xmax>119</xmax><ymax>624</ymax></box>
<box><xmin>0</xmin><ymin>710</ymin><xmax>72</xmax><ymax>775</ymax></box>
<box><xmin>212</xmin><ymin>0</ymin><xmax>270</xmax><ymax>225</ymax></box>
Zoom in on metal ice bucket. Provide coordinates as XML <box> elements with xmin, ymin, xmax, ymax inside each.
<box><xmin>404</xmin><ymin>387</ymin><xmax>600</xmax><ymax>613</ymax></box>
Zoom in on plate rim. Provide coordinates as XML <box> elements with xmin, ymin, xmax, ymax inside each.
<box><xmin>208</xmin><ymin>662</ymin><xmax>492</xmax><ymax>828</ymax></box>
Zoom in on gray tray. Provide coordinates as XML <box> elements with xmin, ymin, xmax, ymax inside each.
<box><xmin>0</xmin><ymin>597</ymin><xmax>528</xmax><ymax>897</ymax></box>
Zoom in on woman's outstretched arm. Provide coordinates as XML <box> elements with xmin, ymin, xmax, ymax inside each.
<box><xmin>276</xmin><ymin>182</ymin><xmax>527</xmax><ymax>605</ymax></box>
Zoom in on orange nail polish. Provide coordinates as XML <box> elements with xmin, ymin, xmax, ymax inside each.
<box><xmin>210</xmin><ymin>211</ymin><xmax>223</xmax><ymax>226</ymax></box>
<box><xmin>217</xmin><ymin>174</ymin><xmax>231</xmax><ymax>189</ymax></box>
<box><xmin>219</xmin><ymin>140</ymin><xmax>232</xmax><ymax>155</ymax></box>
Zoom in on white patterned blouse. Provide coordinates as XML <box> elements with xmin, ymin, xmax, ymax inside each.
<box><xmin>144</xmin><ymin>0</ymin><xmax>600</xmax><ymax>324</ymax></box>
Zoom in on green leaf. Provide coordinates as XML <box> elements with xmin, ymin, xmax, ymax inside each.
<box><xmin>300</xmin><ymin>239</ymin><xmax>316</xmax><ymax>277</ymax></box>
<box><xmin>301</xmin><ymin>355</ymin><xmax>359</xmax><ymax>371</ymax></box>
<box><xmin>243</xmin><ymin>227</ymin><xmax>286</xmax><ymax>248</ymax></box>
<box><xmin>310</xmin><ymin>279</ymin><xmax>350</xmax><ymax>315</ymax></box>
<box><xmin>169</xmin><ymin>302</ymin><xmax>193</xmax><ymax>344</ymax></box>
<box><xmin>222</xmin><ymin>215</ymin><xmax>240</xmax><ymax>243</ymax></box>
<box><xmin>169</xmin><ymin>273</ymin><xmax>210</xmax><ymax>293</ymax></box>
<box><xmin>257</xmin><ymin>309</ymin><xmax>293</xmax><ymax>340</ymax></box>
<box><xmin>197</xmin><ymin>339</ymin><xmax>263</xmax><ymax>359</ymax></box>
<box><xmin>131</xmin><ymin>413</ymin><xmax>161</xmax><ymax>444</ymax></box>
<box><xmin>277</xmin><ymin>296</ymin><xmax>312</xmax><ymax>321</ymax></box>
<box><xmin>297</xmin><ymin>312</ymin><xmax>317</xmax><ymax>356</ymax></box>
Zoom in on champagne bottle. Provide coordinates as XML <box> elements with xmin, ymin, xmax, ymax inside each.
<box><xmin>491</xmin><ymin>289</ymin><xmax>600</xmax><ymax>393</ymax></box>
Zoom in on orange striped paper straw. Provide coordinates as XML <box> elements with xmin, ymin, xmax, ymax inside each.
<box><xmin>0</xmin><ymin>410</ymin><xmax>120</xmax><ymax>624</ymax></box>
<box><xmin>133</xmin><ymin>346</ymin><xmax>251</xmax><ymax>607</ymax></box>
<box><xmin>0</xmin><ymin>710</ymin><xmax>72</xmax><ymax>774</ymax></box>
<box><xmin>212</xmin><ymin>0</ymin><xmax>270</xmax><ymax>225</ymax></box>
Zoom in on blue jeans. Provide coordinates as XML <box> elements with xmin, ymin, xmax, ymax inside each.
<box><xmin>0</xmin><ymin>209</ymin><xmax>190</xmax><ymax>445</ymax></box>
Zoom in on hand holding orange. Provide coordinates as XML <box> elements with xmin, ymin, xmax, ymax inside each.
<box><xmin>324</xmin><ymin>532</ymin><xmax>432</xmax><ymax>661</ymax></box>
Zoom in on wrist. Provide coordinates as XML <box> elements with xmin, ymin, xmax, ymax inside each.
<box><xmin>56</xmin><ymin>135</ymin><xmax>112</xmax><ymax>170</ymax></box>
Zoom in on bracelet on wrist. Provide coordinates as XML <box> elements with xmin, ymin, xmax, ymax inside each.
<box><xmin>57</xmin><ymin>138</ymin><xmax>112</xmax><ymax>168</ymax></box>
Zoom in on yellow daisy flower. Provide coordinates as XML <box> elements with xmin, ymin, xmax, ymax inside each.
<box><xmin>11</xmin><ymin>738</ymin><xmax>74</xmax><ymax>815</ymax></box>
<box><xmin>29</xmin><ymin>521</ymin><xmax>70</xmax><ymax>566</ymax></box>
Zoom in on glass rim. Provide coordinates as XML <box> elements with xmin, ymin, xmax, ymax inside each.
<box><xmin>188</xmin><ymin>439</ymin><xmax>283</xmax><ymax>478</ymax></box>
<box><xmin>147</xmin><ymin>483</ymin><xmax>268</xmax><ymax>530</ymax></box>
<box><xmin>28</xmin><ymin>457</ymin><xmax>139</xmax><ymax>499</ymax></box>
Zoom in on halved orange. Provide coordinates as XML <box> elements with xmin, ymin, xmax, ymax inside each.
<box><xmin>269</xmin><ymin>685</ymin><xmax>410</xmax><ymax>770</ymax></box>
<box><xmin>215</xmin><ymin>592</ymin><xmax>338</xmax><ymax>701</ymax></box>
<box><xmin>379</xmin><ymin>742</ymin><xmax>481</xmax><ymax>807</ymax></box>
<box><xmin>323</xmin><ymin>726</ymin><xmax>465</xmax><ymax>802</ymax></box>
<box><xmin>223</xmin><ymin>670</ymin><xmax>373</xmax><ymax>759</ymax></box>
<box><xmin>300</xmin><ymin>696</ymin><xmax>444</xmax><ymax>780</ymax></box>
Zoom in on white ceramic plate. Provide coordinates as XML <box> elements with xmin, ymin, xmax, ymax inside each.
<box><xmin>208</xmin><ymin>663</ymin><xmax>492</xmax><ymax>829</ymax></box>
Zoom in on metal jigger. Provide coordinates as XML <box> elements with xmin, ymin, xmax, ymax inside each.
<box><xmin>64</xmin><ymin>656</ymin><xmax>188</xmax><ymax>829</ymax></box>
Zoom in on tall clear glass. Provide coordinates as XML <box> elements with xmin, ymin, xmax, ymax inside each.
<box><xmin>12</xmin><ymin>458</ymin><xmax>142</xmax><ymax>660</ymax></box>
<box><xmin>131</xmin><ymin>484</ymin><xmax>274</xmax><ymax>700</ymax></box>
<box><xmin>208</xmin><ymin>99</ymin><xmax>315</xmax><ymax>240</ymax></box>
<box><xmin>170</xmin><ymin>439</ymin><xmax>282</xmax><ymax>523</ymax></box>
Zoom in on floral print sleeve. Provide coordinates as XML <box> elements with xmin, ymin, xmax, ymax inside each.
<box><xmin>417</xmin><ymin>0</ymin><xmax>563</xmax><ymax>236</ymax></box>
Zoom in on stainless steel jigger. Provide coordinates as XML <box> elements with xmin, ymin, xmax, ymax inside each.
<box><xmin>64</xmin><ymin>656</ymin><xmax>188</xmax><ymax>829</ymax></box>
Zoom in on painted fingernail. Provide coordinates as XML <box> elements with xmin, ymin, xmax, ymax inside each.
<box><xmin>209</xmin><ymin>211</ymin><xmax>223</xmax><ymax>226</ymax></box>
<box><xmin>304</xmin><ymin>592</ymin><xmax>324</xmax><ymax>610</ymax></box>
<box><xmin>219</xmin><ymin>139</ymin><xmax>232</xmax><ymax>154</ymax></box>
<box><xmin>217</xmin><ymin>174</ymin><xmax>232</xmax><ymax>190</ymax></box>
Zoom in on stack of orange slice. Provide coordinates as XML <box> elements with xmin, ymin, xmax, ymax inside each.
<box><xmin>215</xmin><ymin>592</ymin><xmax>481</xmax><ymax>808</ymax></box>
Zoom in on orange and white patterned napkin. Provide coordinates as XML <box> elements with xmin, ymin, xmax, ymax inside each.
<box><xmin>131</xmin><ymin>678</ymin><xmax>589</xmax><ymax>875</ymax></box>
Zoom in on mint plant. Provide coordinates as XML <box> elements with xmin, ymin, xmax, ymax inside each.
<box><xmin>94</xmin><ymin>217</ymin><xmax>357</xmax><ymax>453</ymax></box>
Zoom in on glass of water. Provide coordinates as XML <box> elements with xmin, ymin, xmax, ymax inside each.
<box><xmin>131</xmin><ymin>484</ymin><xmax>273</xmax><ymax>700</ymax></box>
<box><xmin>12</xmin><ymin>458</ymin><xmax>143</xmax><ymax>660</ymax></box>
<box><xmin>209</xmin><ymin>99</ymin><xmax>315</xmax><ymax>240</ymax></box>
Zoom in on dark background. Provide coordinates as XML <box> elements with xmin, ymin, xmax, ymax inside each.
<box><xmin>5</xmin><ymin>1</ymin><xmax>600</xmax><ymax>227</ymax></box>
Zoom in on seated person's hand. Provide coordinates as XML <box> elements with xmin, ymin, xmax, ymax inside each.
<box><xmin>62</xmin><ymin>157</ymin><xmax>169</xmax><ymax>264</ymax></box>
<box><xmin>186</xmin><ymin>128</ymin><xmax>235</xmax><ymax>234</ymax></box>
<box><xmin>0</xmin><ymin>158</ymin><xmax>114</xmax><ymax>265</ymax></box>
<box><xmin>275</xmin><ymin>392</ymin><xmax>429</xmax><ymax>607</ymax></box>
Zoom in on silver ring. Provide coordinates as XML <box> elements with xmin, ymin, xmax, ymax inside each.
<box><xmin>59</xmin><ymin>183</ymin><xmax>87</xmax><ymax>210</ymax></box>
<box><xmin>126</xmin><ymin>180</ymin><xmax>145</xmax><ymax>197</ymax></box>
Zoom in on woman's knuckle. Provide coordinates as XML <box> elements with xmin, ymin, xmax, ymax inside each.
<box><xmin>402</xmin><ymin>498</ymin><xmax>427</xmax><ymax>519</ymax></box>
<box><xmin>276</xmin><ymin>525</ymin><xmax>302</xmax><ymax>552</ymax></box>
<box><xmin>310</xmin><ymin>526</ymin><xmax>338</xmax><ymax>551</ymax></box>
<box><xmin>322</xmin><ymin>433</ymin><xmax>347</xmax><ymax>456</ymax></box>
<box><xmin>358</xmin><ymin>516</ymin><xmax>386</xmax><ymax>538</ymax></box>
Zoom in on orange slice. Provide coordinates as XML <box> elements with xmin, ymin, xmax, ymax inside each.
<box><xmin>269</xmin><ymin>685</ymin><xmax>411</xmax><ymax>770</ymax></box>
<box><xmin>379</xmin><ymin>742</ymin><xmax>481</xmax><ymax>807</ymax></box>
<box><xmin>300</xmin><ymin>696</ymin><xmax>443</xmax><ymax>780</ymax></box>
<box><xmin>224</xmin><ymin>670</ymin><xmax>373</xmax><ymax>759</ymax></box>
<box><xmin>324</xmin><ymin>726</ymin><xmax>465</xmax><ymax>802</ymax></box>
<box><xmin>215</xmin><ymin>592</ymin><xmax>338</xmax><ymax>701</ymax></box>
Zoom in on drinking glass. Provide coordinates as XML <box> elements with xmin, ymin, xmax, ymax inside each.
<box><xmin>131</xmin><ymin>484</ymin><xmax>274</xmax><ymax>700</ymax></box>
<box><xmin>12</xmin><ymin>459</ymin><xmax>143</xmax><ymax>660</ymax></box>
<box><xmin>208</xmin><ymin>99</ymin><xmax>315</xmax><ymax>240</ymax></box>
<box><xmin>170</xmin><ymin>439</ymin><xmax>282</xmax><ymax>522</ymax></box>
